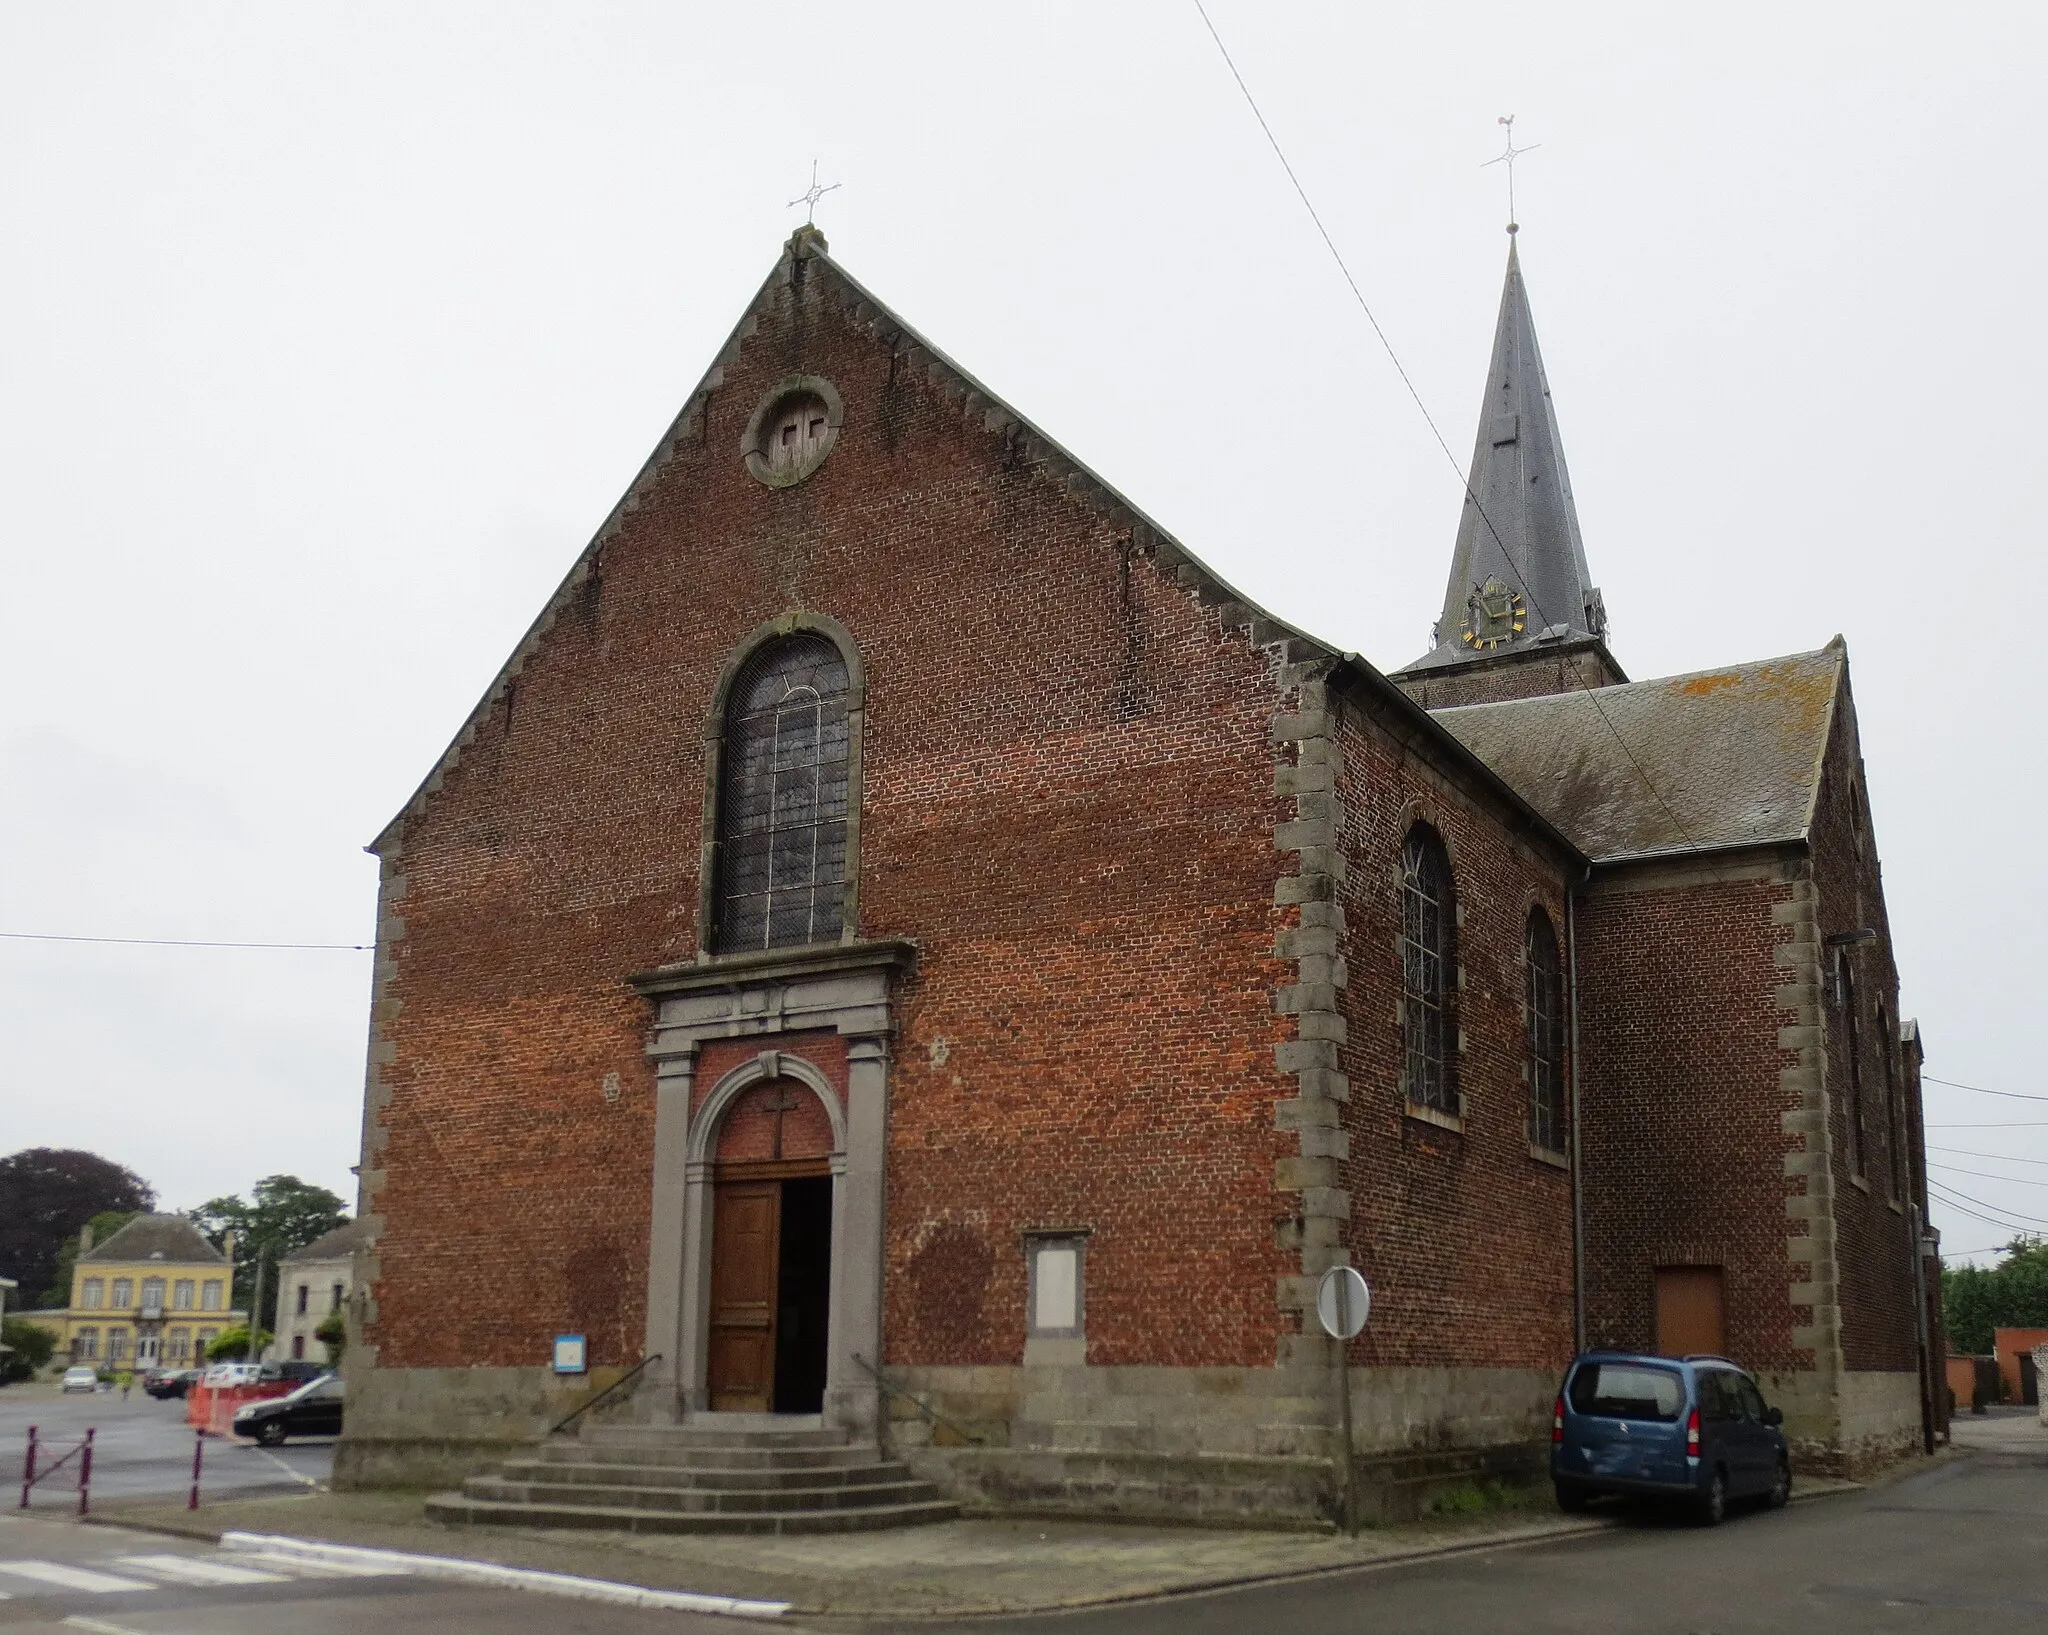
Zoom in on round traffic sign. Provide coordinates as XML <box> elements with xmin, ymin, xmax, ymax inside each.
<box><xmin>1316</xmin><ymin>1265</ymin><xmax>1371</xmax><ymax>1340</ymax></box>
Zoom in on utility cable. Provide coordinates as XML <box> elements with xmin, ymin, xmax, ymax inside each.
<box><xmin>0</xmin><ymin>930</ymin><xmax>371</xmax><ymax>952</ymax></box>
<box><xmin>1924</xmin><ymin>1074</ymin><xmax>2048</xmax><ymax>1104</ymax></box>
<box><xmin>1192</xmin><ymin>1</ymin><xmax>1725</xmax><ymax>876</ymax></box>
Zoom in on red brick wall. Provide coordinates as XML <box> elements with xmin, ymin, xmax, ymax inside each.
<box><xmin>1806</xmin><ymin>684</ymin><xmax>1921</xmax><ymax>1374</ymax></box>
<box><xmin>1573</xmin><ymin>865</ymin><xmax>1806</xmax><ymax>1369</ymax></box>
<box><xmin>363</xmin><ymin>249</ymin><xmax>1299</xmax><ymax>1376</ymax></box>
<box><xmin>1330</xmin><ymin>697</ymin><xmax>1579</xmax><ymax>1371</ymax></box>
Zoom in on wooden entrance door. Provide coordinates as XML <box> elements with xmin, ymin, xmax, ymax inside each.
<box><xmin>1654</xmin><ymin>1265</ymin><xmax>1727</xmax><ymax>1357</ymax></box>
<box><xmin>707</xmin><ymin>1181</ymin><xmax>780</xmax><ymax>1411</ymax></box>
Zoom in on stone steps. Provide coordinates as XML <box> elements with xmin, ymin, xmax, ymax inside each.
<box><xmin>426</xmin><ymin>1494</ymin><xmax>961</xmax><ymax>1535</ymax></box>
<box><xmin>461</xmin><ymin>1474</ymin><xmax>942</xmax><ymax>1515</ymax></box>
<box><xmin>428</xmin><ymin>1419</ymin><xmax>959</xmax><ymax>1536</ymax></box>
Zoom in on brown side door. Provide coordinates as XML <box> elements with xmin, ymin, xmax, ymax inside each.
<box><xmin>1654</xmin><ymin>1265</ymin><xmax>1727</xmax><ymax>1357</ymax></box>
<box><xmin>707</xmin><ymin>1181</ymin><xmax>779</xmax><ymax>1411</ymax></box>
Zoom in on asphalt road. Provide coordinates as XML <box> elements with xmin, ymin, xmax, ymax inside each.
<box><xmin>0</xmin><ymin>1510</ymin><xmax>746</xmax><ymax>1634</ymax></box>
<box><xmin>929</xmin><ymin>1430</ymin><xmax>2048</xmax><ymax>1635</ymax></box>
<box><xmin>0</xmin><ymin>1387</ymin><xmax>330</xmax><ymax>1509</ymax></box>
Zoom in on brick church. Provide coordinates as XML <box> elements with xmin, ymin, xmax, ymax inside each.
<box><xmin>337</xmin><ymin>225</ymin><xmax>1942</xmax><ymax>1521</ymax></box>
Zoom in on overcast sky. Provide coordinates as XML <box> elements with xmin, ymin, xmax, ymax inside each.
<box><xmin>2</xmin><ymin>3</ymin><xmax>2041</xmax><ymax>1267</ymax></box>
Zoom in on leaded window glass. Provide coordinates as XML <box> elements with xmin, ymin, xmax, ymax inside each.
<box><xmin>713</xmin><ymin>635</ymin><xmax>851</xmax><ymax>953</ymax></box>
<box><xmin>1400</xmin><ymin>826</ymin><xmax>1457</xmax><ymax>1115</ymax></box>
<box><xmin>1526</xmin><ymin>908</ymin><xmax>1565</xmax><ymax>1153</ymax></box>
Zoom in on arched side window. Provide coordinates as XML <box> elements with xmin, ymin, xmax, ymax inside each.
<box><xmin>1878</xmin><ymin>1001</ymin><xmax>1903</xmax><ymax>1202</ymax></box>
<box><xmin>1400</xmin><ymin>825</ymin><xmax>1458</xmax><ymax>1117</ymax></box>
<box><xmin>712</xmin><ymin>634</ymin><xmax>851</xmax><ymax>953</ymax></box>
<box><xmin>1838</xmin><ymin>958</ymin><xmax>1866</xmax><ymax>1179</ymax></box>
<box><xmin>1525</xmin><ymin>908</ymin><xmax>1565</xmax><ymax>1154</ymax></box>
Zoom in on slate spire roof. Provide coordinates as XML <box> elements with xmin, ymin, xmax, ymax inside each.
<box><xmin>1402</xmin><ymin>238</ymin><xmax>1608</xmax><ymax>673</ymax></box>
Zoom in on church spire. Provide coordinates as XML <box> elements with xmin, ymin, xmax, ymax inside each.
<box><xmin>1402</xmin><ymin>239</ymin><xmax>1608</xmax><ymax>674</ymax></box>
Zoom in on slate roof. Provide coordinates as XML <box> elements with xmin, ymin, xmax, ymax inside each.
<box><xmin>82</xmin><ymin>1214</ymin><xmax>227</xmax><ymax>1265</ymax></box>
<box><xmin>1402</xmin><ymin>240</ymin><xmax>1607</xmax><ymax>674</ymax></box>
<box><xmin>1430</xmin><ymin>643</ymin><xmax>1845</xmax><ymax>864</ymax></box>
<box><xmin>281</xmin><ymin>1220</ymin><xmax>370</xmax><ymax>1264</ymax></box>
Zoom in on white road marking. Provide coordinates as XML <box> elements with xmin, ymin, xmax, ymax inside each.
<box><xmin>0</xmin><ymin>1561</ymin><xmax>151</xmax><ymax>1593</ymax></box>
<box><xmin>225</xmin><ymin>1550</ymin><xmax>403</xmax><ymax>1577</ymax></box>
<box><xmin>61</xmin><ymin>1617</ymin><xmax>151</xmax><ymax>1635</ymax></box>
<box><xmin>114</xmin><ymin>1552</ymin><xmax>290</xmax><ymax>1585</ymax></box>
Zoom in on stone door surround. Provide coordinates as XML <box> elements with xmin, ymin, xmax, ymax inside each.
<box><xmin>630</xmin><ymin>939</ymin><xmax>915</xmax><ymax>1438</ymax></box>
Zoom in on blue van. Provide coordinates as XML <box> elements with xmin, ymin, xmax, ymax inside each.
<box><xmin>1551</xmin><ymin>1351</ymin><xmax>1791</xmax><ymax>1524</ymax></box>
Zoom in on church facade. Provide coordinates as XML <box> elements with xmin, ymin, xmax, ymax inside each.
<box><xmin>336</xmin><ymin>227</ymin><xmax>1941</xmax><ymax>1518</ymax></box>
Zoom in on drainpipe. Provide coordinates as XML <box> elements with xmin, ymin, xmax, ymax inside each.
<box><xmin>1567</xmin><ymin>876</ymin><xmax>1588</xmax><ymax>1354</ymax></box>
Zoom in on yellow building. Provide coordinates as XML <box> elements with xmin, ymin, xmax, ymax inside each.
<box><xmin>42</xmin><ymin>1215</ymin><xmax>245</xmax><ymax>1370</ymax></box>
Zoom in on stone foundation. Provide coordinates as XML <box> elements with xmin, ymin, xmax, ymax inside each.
<box><xmin>1757</xmin><ymin>1367</ymin><xmax>1922</xmax><ymax>1477</ymax></box>
<box><xmin>333</xmin><ymin>1364</ymin><xmax>634</xmax><ymax>1490</ymax></box>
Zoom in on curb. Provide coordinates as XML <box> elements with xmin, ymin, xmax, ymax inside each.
<box><xmin>217</xmin><ymin>1531</ymin><xmax>789</xmax><ymax>1620</ymax></box>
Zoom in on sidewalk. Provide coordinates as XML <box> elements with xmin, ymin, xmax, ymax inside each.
<box><xmin>90</xmin><ymin>1476</ymin><xmax>1866</xmax><ymax>1620</ymax></box>
<box><xmin>1947</xmin><ymin>1404</ymin><xmax>2048</xmax><ymax>1456</ymax></box>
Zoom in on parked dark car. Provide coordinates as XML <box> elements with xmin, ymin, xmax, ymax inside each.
<box><xmin>1551</xmin><ymin>1351</ymin><xmax>1790</xmax><ymax>1524</ymax></box>
<box><xmin>257</xmin><ymin>1360</ymin><xmax>327</xmax><ymax>1385</ymax></box>
<box><xmin>143</xmin><ymin>1367</ymin><xmax>203</xmax><ymax>1400</ymax></box>
<box><xmin>232</xmin><ymin>1373</ymin><xmax>344</xmax><ymax>1446</ymax></box>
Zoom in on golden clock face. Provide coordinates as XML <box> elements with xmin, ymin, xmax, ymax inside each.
<box><xmin>1460</xmin><ymin>576</ymin><xmax>1526</xmax><ymax>650</ymax></box>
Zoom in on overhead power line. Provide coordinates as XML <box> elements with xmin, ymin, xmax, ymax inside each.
<box><xmin>0</xmin><ymin>931</ymin><xmax>372</xmax><ymax>952</ymax></box>
<box><xmin>1192</xmin><ymin>3</ymin><xmax>1724</xmax><ymax>876</ymax></box>
<box><xmin>1927</xmin><ymin>1178</ymin><xmax>2048</xmax><ymax>1233</ymax></box>
<box><xmin>1928</xmin><ymin>1146</ymin><xmax>2048</xmax><ymax>1168</ymax></box>
<box><xmin>1924</xmin><ymin>1074</ymin><xmax>2048</xmax><ymax>1104</ymax></box>
<box><xmin>1929</xmin><ymin>1161</ymin><xmax>2048</xmax><ymax>1189</ymax></box>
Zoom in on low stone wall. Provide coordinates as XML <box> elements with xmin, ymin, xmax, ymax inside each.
<box><xmin>1757</xmin><ymin>1367</ymin><xmax>1921</xmax><ymax>1477</ymax></box>
<box><xmin>332</xmin><ymin>1364</ymin><xmax>632</xmax><ymax>1490</ymax></box>
<box><xmin>882</xmin><ymin>1362</ymin><xmax>1557</xmax><ymax>1528</ymax></box>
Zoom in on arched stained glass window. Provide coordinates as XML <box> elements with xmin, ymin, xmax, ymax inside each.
<box><xmin>712</xmin><ymin>635</ymin><xmax>851</xmax><ymax>953</ymax></box>
<box><xmin>1526</xmin><ymin>908</ymin><xmax>1565</xmax><ymax>1154</ymax></box>
<box><xmin>1400</xmin><ymin>825</ymin><xmax>1458</xmax><ymax>1116</ymax></box>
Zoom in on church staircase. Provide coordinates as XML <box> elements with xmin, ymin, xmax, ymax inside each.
<box><xmin>425</xmin><ymin>1416</ymin><xmax>958</xmax><ymax>1535</ymax></box>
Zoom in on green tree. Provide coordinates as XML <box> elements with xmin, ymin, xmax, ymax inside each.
<box><xmin>203</xmin><ymin>1325</ymin><xmax>274</xmax><ymax>1362</ymax></box>
<box><xmin>42</xmin><ymin>1210</ymin><xmax>143</xmax><ymax>1308</ymax></box>
<box><xmin>1</xmin><ymin>1317</ymin><xmax>59</xmax><ymax>1384</ymax></box>
<box><xmin>1942</xmin><ymin>1237</ymin><xmax>2048</xmax><ymax>1354</ymax></box>
<box><xmin>188</xmin><ymin>1176</ymin><xmax>349</xmax><ymax>1331</ymax></box>
<box><xmin>0</xmin><ymin>1149</ymin><xmax>155</xmax><ymax>1307</ymax></box>
<box><xmin>313</xmin><ymin>1310</ymin><xmax>347</xmax><ymax>1365</ymax></box>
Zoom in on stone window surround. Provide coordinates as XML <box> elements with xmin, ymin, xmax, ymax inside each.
<box><xmin>631</xmin><ymin>937</ymin><xmax>916</xmax><ymax>1441</ymax></box>
<box><xmin>740</xmin><ymin>374</ymin><xmax>845</xmax><ymax>489</ymax></box>
<box><xmin>697</xmin><ymin>612</ymin><xmax>867</xmax><ymax>961</ymax></box>
<box><xmin>1022</xmin><ymin>1228</ymin><xmax>1091</xmax><ymax>1367</ymax></box>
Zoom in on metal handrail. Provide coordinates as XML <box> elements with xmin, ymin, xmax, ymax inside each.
<box><xmin>852</xmin><ymin>1352</ymin><xmax>982</xmax><ymax>1445</ymax></box>
<box><xmin>549</xmin><ymin>1354</ymin><xmax>660</xmax><ymax>1436</ymax></box>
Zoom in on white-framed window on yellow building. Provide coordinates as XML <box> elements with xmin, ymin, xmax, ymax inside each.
<box><xmin>107</xmin><ymin>1329</ymin><xmax>129</xmax><ymax>1361</ymax></box>
<box><xmin>80</xmin><ymin>1278</ymin><xmax>104</xmax><ymax>1309</ymax></box>
<box><xmin>75</xmin><ymin>1328</ymin><xmax>98</xmax><ymax>1359</ymax></box>
<box><xmin>201</xmin><ymin>1280</ymin><xmax>223</xmax><ymax>1312</ymax></box>
<box><xmin>169</xmin><ymin>1329</ymin><xmax>191</xmax><ymax>1360</ymax></box>
<box><xmin>173</xmin><ymin>1279</ymin><xmax>194</xmax><ymax>1310</ymax></box>
<box><xmin>141</xmin><ymin>1277</ymin><xmax>165</xmax><ymax>1313</ymax></box>
<box><xmin>196</xmin><ymin>1328</ymin><xmax>217</xmax><ymax>1354</ymax></box>
<box><xmin>111</xmin><ymin>1278</ymin><xmax>133</xmax><ymax>1308</ymax></box>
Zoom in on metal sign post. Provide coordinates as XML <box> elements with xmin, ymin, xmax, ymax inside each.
<box><xmin>1316</xmin><ymin>1265</ymin><xmax>1371</xmax><ymax>1536</ymax></box>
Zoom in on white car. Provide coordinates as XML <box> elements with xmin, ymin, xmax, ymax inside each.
<box><xmin>60</xmin><ymin>1366</ymin><xmax>100</xmax><ymax>1393</ymax></box>
<box><xmin>202</xmin><ymin>1362</ymin><xmax>261</xmax><ymax>1387</ymax></box>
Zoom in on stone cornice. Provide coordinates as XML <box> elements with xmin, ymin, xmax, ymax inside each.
<box><xmin>626</xmin><ymin>937</ymin><xmax>919</xmax><ymax>1001</ymax></box>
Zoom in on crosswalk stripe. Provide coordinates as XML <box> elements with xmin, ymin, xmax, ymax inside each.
<box><xmin>0</xmin><ymin>1562</ymin><xmax>151</xmax><ymax>1593</ymax></box>
<box><xmin>113</xmin><ymin>1553</ymin><xmax>291</xmax><ymax>1586</ymax></box>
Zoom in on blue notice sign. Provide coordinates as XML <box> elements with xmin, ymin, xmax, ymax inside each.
<box><xmin>552</xmin><ymin>1334</ymin><xmax>587</xmax><ymax>1374</ymax></box>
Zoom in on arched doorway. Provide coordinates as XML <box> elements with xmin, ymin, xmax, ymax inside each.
<box><xmin>706</xmin><ymin>1075</ymin><xmax>836</xmax><ymax>1412</ymax></box>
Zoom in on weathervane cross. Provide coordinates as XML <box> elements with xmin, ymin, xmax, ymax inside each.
<box><xmin>788</xmin><ymin>160</ymin><xmax>841</xmax><ymax>227</ymax></box>
<box><xmin>1481</xmin><ymin>114</ymin><xmax>1540</xmax><ymax>234</ymax></box>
